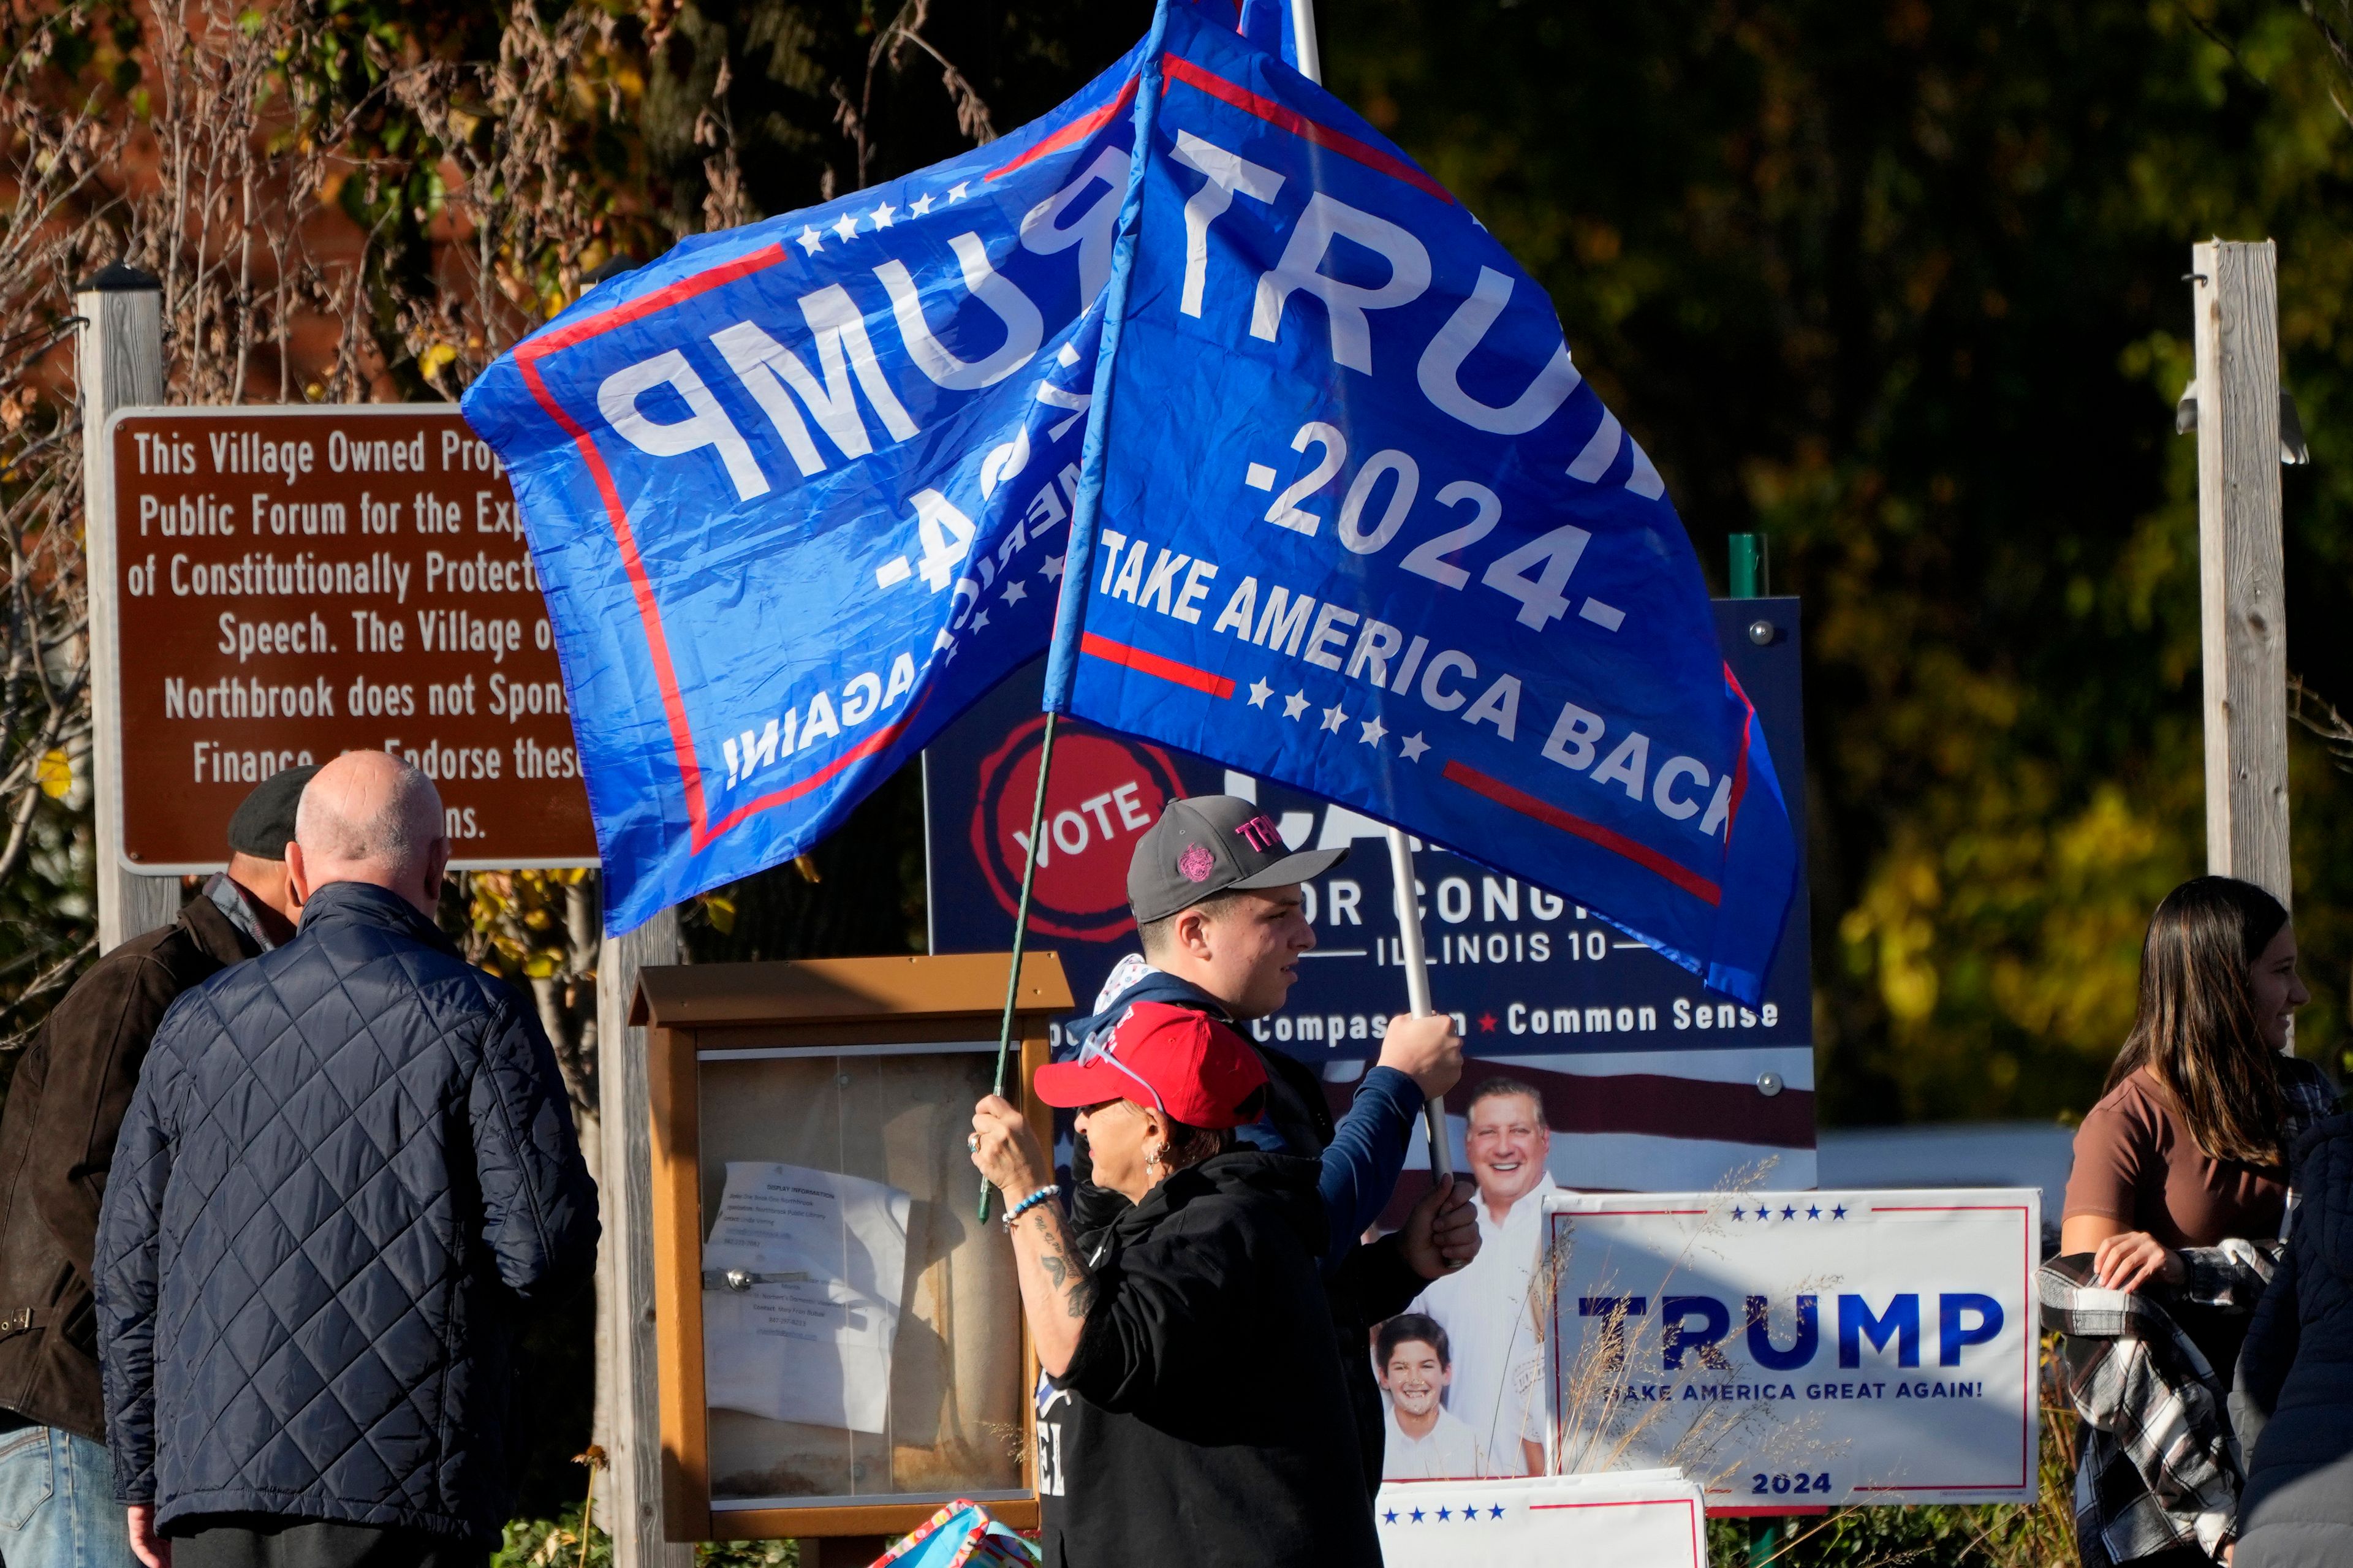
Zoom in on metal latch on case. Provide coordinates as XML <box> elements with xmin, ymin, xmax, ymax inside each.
<box><xmin>701</xmin><ymin>1268</ymin><xmax>811</xmax><ymax>1292</ymax></box>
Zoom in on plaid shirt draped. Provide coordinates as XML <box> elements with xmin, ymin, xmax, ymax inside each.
<box><xmin>2044</xmin><ymin>1057</ymin><xmax>2340</xmax><ymax>1564</ymax></box>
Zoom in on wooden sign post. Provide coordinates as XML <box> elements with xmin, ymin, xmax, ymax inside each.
<box><xmin>2191</xmin><ymin>239</ymin><xmax>2292</xmax><ymax>906</ymax></box>
<box><xmin>76</xmin><ymin>265</ymin><xmax>178</xmax><ymax>951</ymax></box>
<box><xmin>599</xmin><ymin>912</ymin><xmax>689</xmax><ymax>1568</ymax></box>
<box><xmin>631</xmin><ymin>953</ymin><xmax>1070</xmax><ymax>1555</ymax></box>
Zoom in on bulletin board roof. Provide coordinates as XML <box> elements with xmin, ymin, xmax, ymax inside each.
<box><xmin>628</xmin><ymin>952</ymin><xmax>1072</xmax><ymax>1028</ymax></box>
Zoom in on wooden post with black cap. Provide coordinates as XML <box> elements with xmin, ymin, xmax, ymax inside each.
<box><xmin>76</xmin><ymin>262</ymin><xmax>180</xmax><ymax>952</ymax></box>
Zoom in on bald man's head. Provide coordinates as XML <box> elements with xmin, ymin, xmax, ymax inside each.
<box><xmin>286</xmin><ymin>751</ymin><xmax>451</xmax><ymax>917</ymax></box>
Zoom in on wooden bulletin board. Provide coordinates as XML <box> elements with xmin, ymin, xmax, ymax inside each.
<box><xmin>631</xmin><ymin>953</ymin><xmax>1071</xmax><ymax>1543</ymax></box>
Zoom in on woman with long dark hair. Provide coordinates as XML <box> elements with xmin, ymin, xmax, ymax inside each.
<box><xmin>2054</xmin><ymin>876</ymin><xmax>2336</xmax><ymax>1568</ymax></box>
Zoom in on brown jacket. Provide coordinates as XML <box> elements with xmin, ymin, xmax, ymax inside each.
<box><xmin>0</xmin><ymin>895</ymin><xmax>256</xmax><ymax>1439</ymax></box>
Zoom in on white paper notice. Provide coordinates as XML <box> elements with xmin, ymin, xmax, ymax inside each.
<box><xmin>702</xmin><ymin>1162</ymin><xmax>912</xmax><ymax>1434</ymax></box>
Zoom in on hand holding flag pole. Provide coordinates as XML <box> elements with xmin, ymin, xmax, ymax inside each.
<box><xmin>1385</xmin><ymin>827</ymin><xmax>1454</xmax><ymax>1183</ymax></box>
<box><xmin>979</xmin><ymin>714</ymin><xmax>1058</xmax><ymax>1222</ymax></box>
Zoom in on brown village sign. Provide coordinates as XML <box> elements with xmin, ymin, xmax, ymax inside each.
<box><xmin>108</xmin><ymin>404</ymin><xmax>596</xmax><ymax>869</ymax></box>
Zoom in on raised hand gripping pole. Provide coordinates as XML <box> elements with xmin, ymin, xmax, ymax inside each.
<box><xmin>1385</xmin><ymin>826</ymin><xmax>1453</xmax><ymax>1181</ymax></box>
<box><xmin>980</xmin><ymin>713</ymin><xmax>1058</xmax><ymax>1222</ymax></box>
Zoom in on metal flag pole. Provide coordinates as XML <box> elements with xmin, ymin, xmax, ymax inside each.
<box><xmin>979</xmin><ymin>713</ymin><xmax>1059</xmax><ymax>1221</ymax></box>
<box><xmin>1280</xmin><ymin>0</ymin><xmax>1454</xmax><ymax>1184</ymax></box>
<box><xmin>1385</xmin><ymin>828</ymin><xmax>1454</xmax><ymax>1181</ymax></box>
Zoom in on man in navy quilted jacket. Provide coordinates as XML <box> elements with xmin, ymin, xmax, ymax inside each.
<box><xmin>93</xmin><ymin>751</ymin><xmax>599</xmax><ymax>1568</ymax></box>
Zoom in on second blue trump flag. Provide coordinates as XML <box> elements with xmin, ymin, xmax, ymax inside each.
<box><xmin>1049</xmin><ymin>6</ymin><xmax>1796</xmax><ymax>1002</ymax></box>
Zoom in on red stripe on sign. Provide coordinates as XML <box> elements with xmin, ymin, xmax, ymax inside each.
<box><xmin>1528</xmin><ymin>1498</ymin><xmax>1703</xmax><ymax>1566</ymax></box>
<box><xmin>1441</xmin><ymin>760</ymin><xmax>1722</xmax><ymax>906</ymax></box>
<box><xmin>1079</xmin><ymin>632</ymin><xmax>1236</xmax><ymax>699</ymax></box>
<box><xmin>1161</xmin><ymin>55</ymin><xmax>1455</xmax><ymax>205</ymax></box>
<box><xmin>1447</xmin><ymin>1058</ymin><xmax>1815</xmax><ymax>1147</ymax></box>
<box><xmin>522</xmin><ymin>243</ymin><xmax>789</xmax><ymax>356</ymax></box>
<box><xmin>989</xmin><ymin>76</ymin><xmax>1140</xmax><ymax>180</ymax></box>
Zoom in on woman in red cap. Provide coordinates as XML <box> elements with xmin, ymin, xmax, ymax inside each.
<box><xmin>969</xmin><ymin>1000</ymin><xmax>1382</xmax><ymax>1567</ymax></box>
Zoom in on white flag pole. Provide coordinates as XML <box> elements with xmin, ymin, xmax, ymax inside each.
<box><xmin>1286</xmin><ymin>0</ymin><xmax>1324</xmax><ymax>86</ymax></box>
<box><xmin>1281</xmin><ymin>0</ymin><xmax>1454</xmax><ymax>1183</ymax></box>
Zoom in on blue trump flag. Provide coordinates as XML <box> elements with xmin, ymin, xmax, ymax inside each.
<box><xmin>462</xmin><ymin>34</ymin><xmax>1165</xmax><ymax>932</ymax></box>
<box><xmin>1048</xmin><ymin>6</ymin><xmax>1797</xmax><ymax>1001</ymax></box>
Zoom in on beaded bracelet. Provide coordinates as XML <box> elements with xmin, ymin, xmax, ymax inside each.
<box><xmin>1001</xmin><ymin>1184</ymin><xmax>1059</xmax><ymax>1231</ymax></box>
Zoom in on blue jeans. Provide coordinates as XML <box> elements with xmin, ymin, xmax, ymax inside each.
<box><xmin>0</xmin><ymin>1425</ymin><xmax>137</xmax><ymax>1568</ymax></box>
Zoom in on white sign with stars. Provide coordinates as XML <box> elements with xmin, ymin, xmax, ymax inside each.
<box><xmin>1375</xmin><ymin>1469</ymin><xmax>1706</xmax><ymax>1567</ymax></box>
<box><xmin>1540</xmin><ymin>1188</ymin><xmax>2040</xmax><ymax>1510</ymax></box>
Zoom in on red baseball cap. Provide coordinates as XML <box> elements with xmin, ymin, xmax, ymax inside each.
<box><xmin>1032</xmin><ymin>1002</ymin><xmax>1268</xmax><ymax>1129</ymax></box>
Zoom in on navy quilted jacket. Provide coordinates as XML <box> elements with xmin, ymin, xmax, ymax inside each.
<box><xmin>2233</xmin><ymin>1112</ymin><xmax>2353</xmax><ymax>1568</ymax></box>
<box><xmin>93</xmin><ymin>882</ymin><xmax>599</xmax><ymax>1543</ymax></box>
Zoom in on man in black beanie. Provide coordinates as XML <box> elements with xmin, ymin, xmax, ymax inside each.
<box><xmin>0</xmin><ymin>766</ymin><xmax>312</xmax><ymax>1568</ymax></box>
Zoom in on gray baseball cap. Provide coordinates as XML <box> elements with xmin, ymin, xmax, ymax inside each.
<box><xmin>1127</xmin><ymin>795</ymin><xmax>1349</xmax><ymax>925</ymax></box>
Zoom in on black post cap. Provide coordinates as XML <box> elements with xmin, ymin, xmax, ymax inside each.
<box><xmin>582</xmin><ymin>254</ymin><xmax>639</xmax><ymax>290</ymax></box>
<box><xmin>76</xmin><ymin>260</ymin><xmax>161</xmax><ymax>294</ymax></box>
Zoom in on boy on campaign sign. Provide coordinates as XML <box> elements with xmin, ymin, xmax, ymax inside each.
<box><xmin>1409</xmin><ymin>1079</ymin><xmax>1559</xmax><ymax>1476</ymax></box>
<box><xmin>1054</xmin><ymin>795</ymin><xmax>1479</xmax><ymax>1489</ymax></box>
<box><xmin>1377</xmin><ymin>1314</ymin><xmax>1487</xmax><ymax>1481</ymax></box>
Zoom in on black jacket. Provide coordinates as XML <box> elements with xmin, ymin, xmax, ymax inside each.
<box><xmin>0</xmin><ymin>894</ymin><xmax>258</xmax><ymax>1441</ymax></box>
<box><xmin>1061</xmin><ymin>970</ymin><xmax>1427</xmax><ymax>1491</ymax></box>
<box><xmin>94</xmin><ymin>882</ymin><xmax>599</xmax><ymax>1543</ymax></box>
<box><xmin>2232</xmin><ymin>1113</ymin><xmax>2353</xmax><ymax>1568</ymax></box>
<box><xmin>1039</xmin><ymin>1150</ymin><xmax>1381</xmax><ymax>1568</ymax></box>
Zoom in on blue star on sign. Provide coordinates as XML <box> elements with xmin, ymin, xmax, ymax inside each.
<box><xmin>1782</xmin><ymin>1205</ymin><xmax>1797</xmax><ymax>1219</ymax></box>
<box><xmin>1460</xmin><ymin>1508</ymin><xmax>1476</xmax><ymax>1524</ymax></box>
<box><xmin>1384</xmin><ymin>1510</ymin><xmax>1399</xmax><ymax>1524</ymax></box>
<box><xmin>1411</xmin><ymin>1509</ymin><xmax>1426</xmax><ymax>1524</ymax></box>
<box><xmin>1438</xmin><ymin>1507</ymin><xmax>1452</xmax><ymax>1521</ymax></box>
<box><xmin>1732</xmin><ymin>1205</ymin><xmax>1746</xmax><ymax>1221</ymax></box>
<box><xmin>1490</xmin><ymin>1505</ymin><xmax>1506</xmax><ymax>1519</ymax></box>
<box><xmin>1808</xmin><ymin>1204</ymin><xmax>1822</xmax><ymax>1219</ymax></box>
<box><xmin>1832</xmin><ymin>1203</ymin><xmax>1849</xmax><ymax>1219</ymax></box>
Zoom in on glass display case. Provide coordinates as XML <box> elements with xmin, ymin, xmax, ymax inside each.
<box><xmin>635</xmin><ymin>953</ymin><xmax>1070</xmax><ymax>1542</ymax></box>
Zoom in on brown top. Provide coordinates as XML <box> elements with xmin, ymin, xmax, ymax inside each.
<box><xmin>2064</xmin><ymin>1067</ymin><xmax>2288</xmax><ymax>1248</ymax></box>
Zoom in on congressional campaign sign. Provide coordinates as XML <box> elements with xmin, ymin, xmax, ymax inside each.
<box><xmin>1544</xmin><ymin>1189</ymin><xmax>2041</xmax><ymax>1509</ymax></box>
<box><xmin>1053</xmin><ymin>7</ymin><xmax>1797</xmax><ymax>1002</ymax></box>
<box><xmin>925</xmin><ymin>600</ymin><xmax>1816</xmax><ymax>1195</ymax></box>
<box><xmin>462</xmin><ymin>36</ymin><xmax>1145</xmax><ymax>931</ymax></box>
<box><xmin>1374</xmin><ymin>1471</ymin><xmax>1707</xmax><ymax>1568</ymax></box>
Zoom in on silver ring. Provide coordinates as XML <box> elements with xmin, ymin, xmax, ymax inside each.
<box><xmin>967</xmin><ymin>1134</ymin><xmax>980</xmax><ymax>1152</ymax></box>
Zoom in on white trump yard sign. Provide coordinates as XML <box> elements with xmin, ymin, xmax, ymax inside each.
<box><xmin>1542</xmin><ymin>1189</ymin><xmax>2039</xmax><ymax>1509</ymax></box>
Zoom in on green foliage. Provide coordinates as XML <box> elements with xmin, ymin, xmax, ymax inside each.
<box><xmin>493</xmin><ymin>1507</ymin><xmax>612</xmax><ymax>1568</ymax></box>
<box><xmin>495</xmin><ymin>1513</ymin><xmax>798</xmax><ymax>1568</ymax></box>
<box><xmin>695</xmin><ymin>1539</ymin><xmax>800</xmax><ymax>1568</ymax></box>
<box><xmin>1326</xmin><ymin>0</ymin><xmax>2353</xmax><ymax>1123</ymax></box>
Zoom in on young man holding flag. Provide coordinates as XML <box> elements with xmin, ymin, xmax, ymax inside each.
<box><xmin>1055</xmin><ymin>793</ymin><xmax>1479</xmax><ymax>1488</ymax></box>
